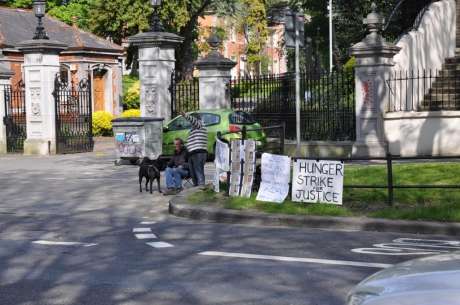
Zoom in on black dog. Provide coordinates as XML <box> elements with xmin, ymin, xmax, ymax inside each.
<box><xmin>139</xmin><ymin>157</ymin><xmax>162</xmax><ymax>194</ymax></box>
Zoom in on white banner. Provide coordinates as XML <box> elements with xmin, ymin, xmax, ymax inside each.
<box><xmin>260</xmin><ymin>153</ymin><xmax>291</xmax><ymax>184</ymax></box>
<box><xmin>215</xmin><ymin>138</ymin><xmax>230</xmax><ymax>172</ymax></box>
<box><xmin>291</xmin><ymin>159</ymin><xmax>344</xmax><ymax>205</ymax></box>
<box><xmin>256</xmin><ymin>153</ymin><xmax>291</xmax><ymax>203</ymax></box>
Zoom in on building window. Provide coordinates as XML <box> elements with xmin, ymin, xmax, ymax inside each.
<box><xmin>60</xmin><ymin>65</ymin><xmax>70</xmax><ymax>84</ymax></box>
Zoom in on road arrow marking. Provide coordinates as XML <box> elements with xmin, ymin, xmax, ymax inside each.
<box><xmin>199</xmin><ymin>251</ymin><xmax>392</xmax><ymax>269</ymax></box>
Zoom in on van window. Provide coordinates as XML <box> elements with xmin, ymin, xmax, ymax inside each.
<box><xmin>229</xmin><ymin>111</ymin><xmax>256</xmax><ymax>125</ymax></box>
<box><xmin>192</xmin><ymin>113</ymin><xmax>220</xmax><ymax>126</ymax></box>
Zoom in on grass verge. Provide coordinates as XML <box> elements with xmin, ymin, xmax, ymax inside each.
<box><xmin>188</xmin><ymin>162</ymin><xmax>460</xmax><ymax>222</ymax></box>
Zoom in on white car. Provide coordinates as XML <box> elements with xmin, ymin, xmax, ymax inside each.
<box><xmin>347</xmin><ymin>252</ymin><xmax>460</xmax><ymax>305</ymax></box>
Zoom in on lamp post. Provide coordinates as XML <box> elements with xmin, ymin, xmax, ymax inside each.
<box><xmin>150</xmin><ymin>0</ymin><xmax>164</xmax><ymax>32</ymax></box>
<box><xmin>33</xmin><ymin>0</ymin><xmax>49</xmax><ymax>40</ymax></box>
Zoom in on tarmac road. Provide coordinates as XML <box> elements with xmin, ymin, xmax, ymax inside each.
<box><xmin>0</xmin><ymin>149</ymin><xmax>458</xmax><ymax>305</ymax></box>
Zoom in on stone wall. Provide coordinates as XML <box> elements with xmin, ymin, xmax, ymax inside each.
<box><xmin>393</xmin><ymin>0</ymin><xmax>456</xmax><ymax>71</ymax></box>
<box><xmin>385</xmin><ymin>111</ymin><xmax>460</xmax><ymax>156</ymax></box>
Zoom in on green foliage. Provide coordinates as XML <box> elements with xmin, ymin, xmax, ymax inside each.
<box><xmin>7</xmin><ymin>0</ymin><xmax>33</xmax><ymax>7</ymax></box>
<box><xmin>87</xmin><ymin>0</ymin><xmax>151</xmax><ymax>45</ymax></box>
<box><xmin>120</xmin><ymin>109</ymin><xmax>141</xmax><ymax>118</ymax></box>
<box><xmin>122</xmin><ymin>75</ymin><xmax>140</xmax><ymax>110</ymax></box>
<box><xmin>241</xmin><ymin>0</ymin><xmax>268</xmax><ymax>73</ymax></box>
<box><xmin>92</xmin><ymin>111</ymin><xmax>113</xmax><ymax>136</ymax></box>
<box><xmin>343</xmin><ymin>56</ymin><xmax>356</xmax><ymax>72</ymax></box>
<box><xmin>47</xmin><ymin>0</ymin><xmax>91</xmax><ymax>29</ymax></box>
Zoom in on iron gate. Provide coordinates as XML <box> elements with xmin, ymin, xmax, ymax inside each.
<box><xmin>169</xmin><ymin>71</ymin><xmax>199</xmax><ymax>118</ymax></box>
<box><xmin>53</xmin><ymin>73</ymin><xmax>93</xmax><ymax>154</ymax></box>
<box><xmin>2</xmin><ymin>82</ymin><xmax>26</xmax><ymax>153</ymax></box>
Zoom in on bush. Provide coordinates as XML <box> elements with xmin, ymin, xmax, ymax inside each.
<box><xmin>92</xmin><ymin>111</ymin><xmax>114</xmax><ymax>136</ymax></box>
<box><xmin>123</xmin><ymin>79</ymin><xmax>140</xmax><ymax>110</ymax></box>
<box><xmin>120</xmin><ymin>109</ymin><xmax>141</xmax><ymax>118</ymax></box>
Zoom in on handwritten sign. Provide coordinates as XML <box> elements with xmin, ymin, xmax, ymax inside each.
<box><xmin>292</xmin><ymin>159</ymin><xmax>344</xmax><ymax>205</ymax></box>
<box><xmin>229</xmin><ymin>140</ymin><xmax>256</xmax><ymax>197</ymax></box>
<box><xmin>229</xmin><ymin>141</ymin><xmax>243</xmax><ymax>197</ymax></box>
<box><xmin>240</xmin><ymin>140</ymin><xmax>256</xmax><ymax>198</ymax></box>
<box><xmin>256</xmin><ymin>153</ymin><xmax>291</xmax><ymax>203</ymax></box>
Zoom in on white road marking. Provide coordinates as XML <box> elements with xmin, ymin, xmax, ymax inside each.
<box><xmin>133</xmin><ymin>228</ymin><xmax>152</xmax><ymax>233</ymax></box>
<box><xmin>140</xmin><ymin>221</ymin><xmax>157</xmax><ymax>225</ymax></box>
<box><xmin>134</xmin><ymin>233</ymin><xmax>158</xmax><ymax>239</ymax></box>
<box><xmin>146</xmin><ymin>241</ymin><xmax>174</xmax><ymax>248</ymax></box>
<box><xmin>199</xmin><ymin>251</ymin><xmax>392</xmax><ymax>269</ymax></box>
<box><xmin>32</xmin><ymin>240</ymin><xmax>97</xmax><ymax>247</ymax></box>
<box><xmin>351</xmin><ymin>238</ymin><xmax>460</xmax><ymax>256</ymax></box>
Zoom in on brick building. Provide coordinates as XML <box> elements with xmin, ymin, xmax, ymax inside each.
<box><xmin>0</xmin><ymin>6</ymin><xmax>124</xmax><ymax>115</ymax></box>
<box><xmin>198</xmin><ymin>14</ymin><xmax>287</xmax><ymax>78</ymax></box>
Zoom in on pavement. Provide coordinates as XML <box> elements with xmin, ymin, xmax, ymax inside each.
<box><xmin>1</xmin><ymin>138</ymin><xmax>460</xmax><ymax>305</ymax></box>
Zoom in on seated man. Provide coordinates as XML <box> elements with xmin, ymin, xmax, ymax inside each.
<box><xmin>164</xmin><ymin>138</ymin><xmax>189</xmax><ymax>195</ymax></box>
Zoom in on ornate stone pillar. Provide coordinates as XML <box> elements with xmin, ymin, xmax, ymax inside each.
<box><xmin>195</xmin><ymin>34</ymin><xmax>236</xmax><ymax>110</ymax></box>
<box><xmin>350</xmin><ymin>3</ymin><xmax>400</xmax><ymax>157</ymax></box>
<box><xmin>17</xmin><ymin>39</ymin><xmax>67</xmax><ymax>155</ymax></box>
<box><xmin>0</xmin><ymin>62</ymin><xmax>14</xmax><ymax>154</ymax></box>
<box><xmin>128</xmin><ymin>32</ymin><xmax>183</xmax><ymax>121</ymax></box>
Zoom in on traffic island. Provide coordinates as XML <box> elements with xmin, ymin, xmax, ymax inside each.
<box><xmin>169</xmin><ymin>187</ymin><xmax>460</xmax><ymax>236</ymax></box>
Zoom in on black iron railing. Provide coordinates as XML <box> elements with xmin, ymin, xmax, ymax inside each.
<box><xmin>169</xmin><ymin>71</ymin><xmax>199</xmax><ymax>118</ymax></box>
<box><xmin>387</xmin><ymin>69</ymin><xmax>460</xmax><ymax>112</ymax></box>
<box><xmin>230</xmin><ymin>70</ymin><xmax>355</xmax><ymax>141</ymax></box>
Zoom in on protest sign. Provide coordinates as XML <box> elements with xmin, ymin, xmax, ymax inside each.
<box><xmin>256</xmin><ymin>153</ymin><xmax>291</xmax><ymax>203</ymax></box>
<box><xmin>229</xmin><ymin>140</ymin><xmax>256</xmax><ymax>197</ymax></box>
<box><xmin>292</xmin><ymin>159</ymin><xmax>344</xmax><ymax>205</ymax></box>
<box><xmin>229</xmin><ymin>141</ymin><xmax>243</xmax><ymax>197</ymax></box>
<box><xmin>240</xmin><ymin>140</ymin><xmax>256</xmax><ymax>198</ymax></box>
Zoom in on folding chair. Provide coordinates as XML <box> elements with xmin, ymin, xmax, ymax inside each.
<box><xmin>183</xmin><ymin>174</ymin><xmax>194</xmax><ymax>188</ymax></box>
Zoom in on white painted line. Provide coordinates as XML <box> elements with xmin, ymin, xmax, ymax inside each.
<box><xmin>32</xmin><ymin>240</ymin><xmax>98</xmax><ymax>247</ymax></box>
<box><xmin>146</xmin><ymin>241</ymin><xmax>174</xmax><ymax>248</ymax></box>
<box><xmin>133</xmin><ymin>228</ymin><xmax>152</xmax><ymax>233</ymax></box>
<box><xmin>140</xmin><ymin>221</ymin><xmax>157</xmax><ymax>225</ymax></box>
<box><xmin>199</xmin><ymin>251</ymin><xmax>392</xmax><ymax>269</ymax></box>
<box><xmin>134</xmin><ymin>233</ymin><xmax>158</xmax><ymax>239</ymax></box>
<box><xmin>351</xmin><ymin>237</ymin><xmax>460</xmax><ymax>256</ymax></box>
<box><xmin>351</xmin><ymin>248</ymin><xmax>440</xmax><ymax>256</ymax></box>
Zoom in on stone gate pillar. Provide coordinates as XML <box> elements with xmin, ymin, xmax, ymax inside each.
<box><xmin>17</xmin><ymin>39</ymin><xmax>67</xmax><ymax>155</ymax></box>
<box><xmin>195</xmin><ymin>34</ymin><xmax>236</xmax><ymax>110</ymax></box>
<box><xmin>350</xmin><ymin>3</ymin><xmax>400</xmax><ymax>157</ymax></box>
<box><xmin>128</xmin><ymin>32</ymin><xmax>183</xmax><ymax>121</ymax></box>
<box><xmin>0</xmin><ymin>63</ymin><xmax>13</xmax><ymax>154</ymax></box>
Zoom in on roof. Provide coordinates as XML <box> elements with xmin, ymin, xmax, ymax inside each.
<box><xmin>0</xmin><ymin>6</ymin><xmax>123</xmax><ymax>53</ymax></box>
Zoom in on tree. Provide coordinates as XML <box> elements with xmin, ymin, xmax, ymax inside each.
<box><xmin>298</xmin><ymin>0</ymin><xmax>433</xmax><ymax>70</ymax></box>
<box><xmin>87</xmin><ymin>0</ymin><xmax>239</xmax><ymax>77</ymax></box>
<box><xmin>241</xmin><ymin>0</ymin><xmax>269</xmax><ymax>75</ymax></box>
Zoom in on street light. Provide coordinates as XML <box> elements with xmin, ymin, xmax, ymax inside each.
<box><xmin>150</xmin><ymin>0</ymin><xmax>164</xmax><ymax>32</ymax></box>
<box><xmin>33</xmin><ymin>0</ymin><xmax>49</xmax><ymax>40</ymax></box>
